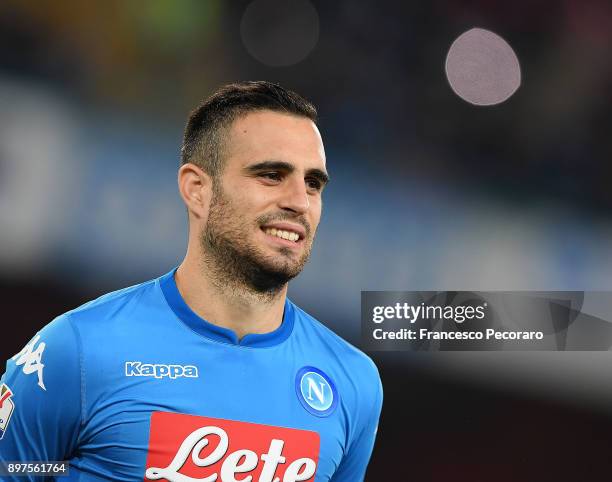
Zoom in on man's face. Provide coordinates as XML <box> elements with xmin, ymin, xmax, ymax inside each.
<box><xmin>200</xmin><ymin>110</ymin><xmax>328</xmax><ymax>294</ymax></box>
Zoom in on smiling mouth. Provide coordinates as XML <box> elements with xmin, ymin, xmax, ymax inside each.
<box><xmin>261</xmin><ymin>227</ymin><xmax>303</xmax><ymax>244</ymax></box>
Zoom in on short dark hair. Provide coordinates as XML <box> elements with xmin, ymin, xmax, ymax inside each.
<box><xmin>181</xmin><ymin>81</ymin><xmax>318</xmax><ymax>179</ymax></box>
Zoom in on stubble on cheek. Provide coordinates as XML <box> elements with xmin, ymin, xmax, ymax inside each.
<box><xmin>199</xmin><ymin>187</ymin><xmax>313</xmax><ymax>294</ymax></box>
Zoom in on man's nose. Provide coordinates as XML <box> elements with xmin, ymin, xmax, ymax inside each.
<box><xmin>279</xmin><ymin>176</ymin><xmax>309</xmax><ymax>214</ymax></box>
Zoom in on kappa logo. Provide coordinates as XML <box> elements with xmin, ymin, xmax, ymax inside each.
<box><xmin>12</xmin><ymin>334</ymin><xmax>46</xmax><ymax>391</ymax></box>
<box><xmin>125</xmin><ymin>361</ymin><xmax>199</xmax><ymax>379</ymax></box>
<box><xmin>295</xmin><ymin>366</ymin><xmax>338</xmax><ymax>417</ymax></box>
<box><xmin>0</xmin><ymin>383</ymin><xmax>15</xmax><ymax>440</ymax></box>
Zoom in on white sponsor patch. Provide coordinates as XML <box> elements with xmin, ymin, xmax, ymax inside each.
<box><xmin>0</xmin><ymin>383</ymin><xmax>15</xmax><ymax>439</ymax></box>
<box><xmin>125</xmin><ymin>361</ymin><xmax>199</xmax><ymax>379</ymax></box>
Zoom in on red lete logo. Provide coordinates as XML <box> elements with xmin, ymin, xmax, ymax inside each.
<box><xmin>144</xmin><ymin>412</ymin><xmax>320</xmax><ymax>482</ymax></box>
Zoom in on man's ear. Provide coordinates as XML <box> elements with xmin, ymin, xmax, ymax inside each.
<box><xmin>178</xmin><ymin>163</ymin><xmax>213</xmax><ymax>220</ymax></box>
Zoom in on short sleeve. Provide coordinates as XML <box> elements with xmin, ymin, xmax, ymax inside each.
<box><xmin>0</xmin><ymin>314</ymin><xmax>81</xmax><ymax>481</ymax></box>
<box><xmin>331</xmin><ymin>371</ymin><xmax>383</xmax><ymax>482</ymax></box>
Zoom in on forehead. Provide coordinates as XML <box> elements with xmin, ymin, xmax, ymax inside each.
<box><xmin>223</xmin><ymin>110</ymin><xmax>326</xmax><ymax>170</ymax></box>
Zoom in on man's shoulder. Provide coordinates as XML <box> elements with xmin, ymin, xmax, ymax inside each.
<box><xmin>64</xmin><ymin>275</ymin><xmax>161</xmax><ymax>325</ymax></box>
<box><xmin>290</xmin><ymin>301</ymin><xmax>380</xmax><ymax>380</ymax></box>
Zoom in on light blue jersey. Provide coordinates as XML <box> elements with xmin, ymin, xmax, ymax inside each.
<box><xmin>0</xmin><ymin>268</ymin><xmax>382</xmax><ymax>481</ymax></box>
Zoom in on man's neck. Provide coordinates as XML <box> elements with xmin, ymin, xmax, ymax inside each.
<box><xmin>174</xmin><ymin>260</ymin><xmax>287</xmax><ymax>341</ymax></box>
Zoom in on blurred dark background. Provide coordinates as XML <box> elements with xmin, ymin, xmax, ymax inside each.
<box><xmin>2</xmin><ymin>1</ymin><xmax>612</xmax><ymax>480</ymax></box>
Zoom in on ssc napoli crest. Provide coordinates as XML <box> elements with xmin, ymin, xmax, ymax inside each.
<box><xmin>295</xmin><ymin>366</ymin><xmax>338</xmax><ymax>417</ymax></box>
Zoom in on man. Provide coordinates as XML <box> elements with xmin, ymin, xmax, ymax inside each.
<box><xmin>0</xmin><ymin>81</ymin><xmax>383</xmax><ymax>481</ymax></box>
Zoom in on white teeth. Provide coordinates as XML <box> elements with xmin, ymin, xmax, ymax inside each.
<box><xmin>264</xmin><ymin>228</ymin><xmax>300</xmax><ymax>242</ymax></box>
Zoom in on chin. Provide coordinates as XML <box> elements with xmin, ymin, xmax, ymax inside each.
<box><xmin>259</xmin><ymin>260</ymin><xmax>300</xmax><ymax>278</ymax></box>
<box><xmin>250</xmin><ymin>245</ymin><xmax>309</xmax><ymax>281</ymax></box>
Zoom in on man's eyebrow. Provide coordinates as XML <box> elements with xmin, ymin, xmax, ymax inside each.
<box><xmin>244</xmin><ymin>160</ymin><xmax>330</xmax><ymax>185</ymax></box>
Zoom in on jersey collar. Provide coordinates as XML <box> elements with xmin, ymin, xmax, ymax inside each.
<box><xmin>159</xmin><ymin>268</ymin><xmax>295</xmax><ymax>347</ymax></box>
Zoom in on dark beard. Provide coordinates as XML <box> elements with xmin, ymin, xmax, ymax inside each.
<box><xmin>200</xmin><ymin>187</ymin><xmax>307</xmax><ymax>296</ymax></box>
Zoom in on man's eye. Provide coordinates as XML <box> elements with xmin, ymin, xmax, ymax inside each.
<box><xmin>260</xmin><ymin>172</ymin><xmax>282</xmax><ymax>181</ymax></box>
<box><xmin>306</xmin><ymin>178</ymin><xmax>322</xmax><ymax>191</ymax></box>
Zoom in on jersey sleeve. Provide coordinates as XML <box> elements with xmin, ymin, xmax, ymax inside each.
<box><xmin>330</xmin><ymin>372</ymin><xmax>383</xmax><ymax>482</ymax></box>
<box><xmin>0</xmin><ymin>313</ymin><xmax>81</xmax><ymax>481</ymax></box>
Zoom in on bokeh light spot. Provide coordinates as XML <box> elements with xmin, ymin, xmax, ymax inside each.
<box><xmin>445</xmin><ymin>27</ymin><xmax>521</xmax><ymax>106</ymax></box>
<box><xmin>240</xmin><ymin>0</ymin><xmax>319</xmax><ymax>67</ymax></box>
